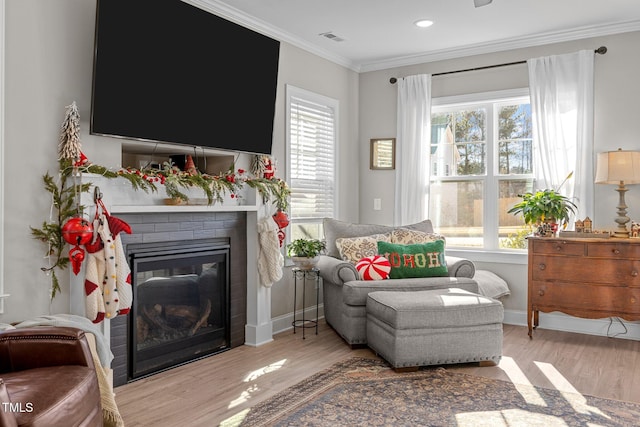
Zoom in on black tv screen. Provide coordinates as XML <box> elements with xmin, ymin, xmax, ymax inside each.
<box><xmin>91</xmin><ymin>0</ymin><xmax>280</xmax><ymax>155</ymax></box>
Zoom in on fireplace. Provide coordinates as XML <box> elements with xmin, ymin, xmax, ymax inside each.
<box><xmin>68</xmin><ymin>185</ymin><xmax>266</xmax><ymax>387</ymax></box>
<box><xmin>127</xmin><ymin>239</ymin><xmax>230</xmax><ymax>379</ymax></box>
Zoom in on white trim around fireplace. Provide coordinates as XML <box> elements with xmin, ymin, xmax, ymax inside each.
<box><xmin>244</xmin><ymin>211</ymin><xmax>274</xmax><ymax>347</ymax></box>
<box><xmin>70</xmin><ymin>173</ymin><xmax>273</xmax><ymax>352</ymax></box>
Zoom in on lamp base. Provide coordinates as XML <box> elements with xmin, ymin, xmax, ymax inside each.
<box><xmin>612</xmin><ymin>182</ymin><xmax>630</xmax><ymax>238</ymax></box>
<box><xmin>612</xmin><ymin>230</ymin><xmax>630</xmax><ymax>238</ymax></box>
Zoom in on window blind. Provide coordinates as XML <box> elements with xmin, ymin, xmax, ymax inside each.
<box><xmin>289</xmin><ymin>95</ymin><xmax>336</xmax><ymax>221</ymax></box>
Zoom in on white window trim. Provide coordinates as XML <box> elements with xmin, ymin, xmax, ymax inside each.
<box><xmin>0</xmin><ymin>0</ymin><xmax>7</xmax><ymax>312</ymax></box>
<box><xmin>432</xmin><ymin>88</ymin><xmax>530</xmax><ymax>107</ymax></box>
<box><xmin>447</xmin><ymin>248</ymin><xmax>528</xmax><ymax>265</ymax></box>
<box><xmin>431</xmin><ymin>88</ymin><xmax>531</xmax><ymax>264</ymax></box>
<box><xmin>285</xmin><ymin>84</ymin><xmax>339</xmax><ymax>240</ymax></box>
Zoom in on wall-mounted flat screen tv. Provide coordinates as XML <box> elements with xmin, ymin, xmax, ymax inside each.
<box><xmin>91</xmin><ymin>0</ymin><xmax>280</xmax><ymax>155</ymax></box>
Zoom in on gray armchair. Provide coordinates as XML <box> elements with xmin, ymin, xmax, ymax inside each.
<box><xmin>318</xmin><ymin>218</ymin><xmax>478</xmax><ymax>346</ymax></box>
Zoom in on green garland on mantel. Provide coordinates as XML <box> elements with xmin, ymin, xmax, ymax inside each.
<box><xmin>31</xmin><ymin>158</ymin><xmax>290</xmax><ymax>300</ymax></box>
<box><xmin>102</xmin><ymin>160</ymin><xmax>290</xmax><ymax>209</ymax></box>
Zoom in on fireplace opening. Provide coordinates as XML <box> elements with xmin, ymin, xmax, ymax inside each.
<box><xmin>128</xmin><ymin>239</ymin><xmax>230</xmax><ymax>380</ymax></box>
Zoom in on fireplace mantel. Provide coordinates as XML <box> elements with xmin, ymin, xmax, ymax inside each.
<box><xmin>109</xmin><ymin>204</ymin><xmax>258</xmax><ymax>214</ymax></box>
<box><xmin>81</xmin><ymin>173</ymin><xmax>260</xmax><ymax>214</ymax></box>
<box><xmin>69</xmin><ymin>173</ymin><xmax>273</xmax><ymax>366</ymax></box>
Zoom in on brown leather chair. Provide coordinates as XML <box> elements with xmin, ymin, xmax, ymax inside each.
<box><xmin>0</xmin><ymin>326</ymin><xmax>103</xmax><ymax>427</ymax></box>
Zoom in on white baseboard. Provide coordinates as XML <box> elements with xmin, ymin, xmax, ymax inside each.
<box><xmin>244</xmin><ymin>322</ymin><xmax>274</xmax><ymax>347</ymax></box>
<box><xmin>272</xmin><ymin>304</ymin><xmax>325</xmax><ymax>335</ymax></box>
<box><xmin>504</xmin><ymin>309</ymin><xmax>640</xmax><ymax>341</ymax></box>
<box><xmin>270</xmin><ymin>307</ymin><xmax>640</xmax><ymax>341</ymax></box>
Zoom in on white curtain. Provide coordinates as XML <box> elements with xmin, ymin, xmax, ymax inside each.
<box><xmin>395</xmin><ymin>74</ymin><xmax>431</xmax><ymax>226</ymax></box>
<box><xmin>527</xmin><ymin>50</ymin><xmax>595</xmax><ymax>220</ymax></box>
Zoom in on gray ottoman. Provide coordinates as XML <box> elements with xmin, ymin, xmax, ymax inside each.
<box><xmin>366</xmin><ymin>288</ymin><xmax>503</xmax><ymax>370</ymax></box>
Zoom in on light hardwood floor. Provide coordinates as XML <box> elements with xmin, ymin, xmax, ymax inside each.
<box><xmin>114</xmin><ymin>322</ymin><xmax>640</xmax><ymax>426</ymax></box>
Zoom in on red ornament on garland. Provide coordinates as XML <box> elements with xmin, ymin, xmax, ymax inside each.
<box><xmin>62</xmin><ymin>217</ymin><xmax>93</xmax><ymax>245</ymax></box>
<box><xmin>272</xmin><ymin>209</ymin><xmax>289</xmax><ymax>247</ymax></box>
<box><xmin>184</xmin><ymin>155</ymin><xmax>197</xmax><ymax>175</ymax></box>
<box><xmin>73</xmin><ymin>151</ymin><xmax>89</xmax><ymax>167</ymax></box>
<box><xmin>68</xmin><ymin>246</ymin><xmax>86</xmax><ymax>275</ymax></box>
<box><xmin>61</xmin><ymin>217</ymin><xmax>94</xmax><ymax>275</ymax></box>
<box><xmin>263</xmin><ymin>158</ymin><xmax>275</xmax><ymax>179</ymax></box>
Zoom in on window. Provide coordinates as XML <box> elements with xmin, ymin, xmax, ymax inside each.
<box><xmin>286</xmin><ymin>85</ymin><xmax>338</xmax><ymax>241</ymax></box>
<box><xmin>429</xmin><ymin>90</ymin><xmax>532</xmax><ymax>250</ymax></box>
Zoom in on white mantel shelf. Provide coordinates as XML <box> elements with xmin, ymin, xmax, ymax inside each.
<box><xmin>110</xmin><ymin>204</ymin><xmax>259</xmax><ymax>214</ymax></box>
<box><xmin>82</xmin><ymin>173</ymin><xmax>260</xmax><ymax>214</ymax></box>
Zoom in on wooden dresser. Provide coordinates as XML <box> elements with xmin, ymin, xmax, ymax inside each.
<box><xmin>527</xmin><ymin>236</ymin><xmax>640</xmax><ymax>338</ymax></box>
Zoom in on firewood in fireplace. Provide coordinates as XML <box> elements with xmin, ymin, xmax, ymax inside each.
<box><xmin>141</xmin><ymin>304</ymin><xmax>175</xmax><ymax>334</ymax></box>
<box><xmin>136</xmin><ymin>315</ymin><xmax>150</xmax><ymax>343</ymax></box>
<box><xmin>190</xmin><ymin>299</ymin><xmax>212</xmax><ymax>336</ymax></box>
<box><xmin>165</xmin><ymin>305</ymin><xmax>199</xmax><ymax>328</ymax></box>
<box><xmin>139</xmin><ymin>297</ymin><xmax>213</xmax><ymax>343</ymax></box>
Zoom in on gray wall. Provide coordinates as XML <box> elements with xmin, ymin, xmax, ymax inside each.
<box><xmin>1</xmin><ymin>0</ymin><xmax>359</xmax><ymax>323</ymax></box>
<box><xmin>359</xmin><ymin>31</ymin><xmax>640</xmax><ymax>312</ymax></box>
<box><xmin>4</xmin><ymin>0</ymin><xmax>98</xmax><ymax>321</ymax></box>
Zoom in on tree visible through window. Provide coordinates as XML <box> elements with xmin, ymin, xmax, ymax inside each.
<box><xmin>429</xmin><ymin>92</ymin><xmax>532</xmax><ymax>250</ymax></box>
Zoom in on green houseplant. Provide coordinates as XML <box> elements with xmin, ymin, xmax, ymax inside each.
<box><xmin>286</xmin><ymin>238</ymin><xmax>326</xmax><ymax>270</ymax></box>
<box><xmin>507</xmin><ymin>189</ymin><xmax>577</xmax><ymax>234</ymax></box>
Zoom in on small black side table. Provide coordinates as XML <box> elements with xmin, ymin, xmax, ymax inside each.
<box><xmin>292</xmin><ymin>267</ymin><xmax>320</xmax><ymax>339</ymax></box>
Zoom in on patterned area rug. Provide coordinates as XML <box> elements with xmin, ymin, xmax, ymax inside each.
<box><xmin>236</xmin><ymin>357</ymin><xmax>640</xmax><ymax>426</ymax></box>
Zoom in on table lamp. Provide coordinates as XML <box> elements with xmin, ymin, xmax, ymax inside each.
<box><xmin>595</xmin><ymin>148</ymin><xmax>640</xmax><ymax>237</ymax></box>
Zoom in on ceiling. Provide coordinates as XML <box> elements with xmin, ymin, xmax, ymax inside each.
<box><xmin>190</xmin><ymin>0</ymin><xmax>640</xmax><ymax>72</ymax></box>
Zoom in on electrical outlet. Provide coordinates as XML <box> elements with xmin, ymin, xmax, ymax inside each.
<box><xmin>374</xmin><ymin>198</ymin><xmax>382</xmax><ymax>210</ymax></box>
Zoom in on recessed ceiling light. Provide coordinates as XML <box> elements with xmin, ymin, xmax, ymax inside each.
<box><xmin>414</xmin><ymin>19</ymin><xmax>434</xmax><ymax>28</ymax></box>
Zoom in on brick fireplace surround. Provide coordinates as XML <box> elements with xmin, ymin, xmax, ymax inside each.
<box><xmin>69</xmin><ymin>175</ymin><xmax>272</xmax><ymax>385</ymax></box>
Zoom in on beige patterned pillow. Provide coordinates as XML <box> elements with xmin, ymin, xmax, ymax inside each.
<box><xmin>390</xmin><ymin>228</ymin><xmax>446</xmax><ymax>245</ymax></box>
<box><xmin>336</xmin><ymin>233</ymin><xmax>391</xmax><ymax>264</ymax></box>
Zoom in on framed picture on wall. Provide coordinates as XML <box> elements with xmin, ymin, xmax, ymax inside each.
<box><xmin>370</xmin><ymin>138</ymin><xmax>395</xmax><ymax>170</ymax></box>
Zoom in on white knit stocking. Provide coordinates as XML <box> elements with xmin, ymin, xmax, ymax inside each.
<box><xmin>257</xmin><ymin>217</ymin><xmax>284</xmax><ymax>287</ymax></box>
<box><xmin>84</xmin><ymin>250</ymin><xmax>106</xmax><ymax>323</ymax></box>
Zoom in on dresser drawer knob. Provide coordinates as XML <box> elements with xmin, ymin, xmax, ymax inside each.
<box><xmin>632</xmin><ymin>270</ymin><xmax>638</xmax><ymax>277</ymax></box>
<box><xmin>612</xmin><ymin>249</ymin><xmax>620</xmax><ymax>255</ymax></box>
<box><xmin>632</xmin><ymin>297</ymin><xmax>637</xmax><ymax>304</ymax></box>
<box><xmin>538</xmin><ymin>290</ymin><xmax>545</xmax><ymax>296</ymax></box>
<box><xmin>538</xmin><ymin>263</ymin><xmax>546</xmax><ymax>270</ymax></box>
<box><xmin>555</xmin><ymin>246</ymin><xmax>562</xmax><ymax>251</ymax></box>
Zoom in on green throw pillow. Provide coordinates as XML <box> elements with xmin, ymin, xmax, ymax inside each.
<box><xmin>377</xmin><ymin>240</ymin><xmax>448</xmax><ymax>279</ymax></box>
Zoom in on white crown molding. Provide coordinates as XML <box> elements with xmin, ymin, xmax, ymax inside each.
<box><xmin>184</xmin><ymin>0</ymin><xmax>360</xmax><ymax>72</ymax></box>
<box><xmin>359</xmin><ymin>20</ymin><xmax>640</xmax><ymax>72</ymax></box>
<box><xmin>183</xmin><ymin>1</ymin><xmax>640</xmax><ymax>73</ymax></box>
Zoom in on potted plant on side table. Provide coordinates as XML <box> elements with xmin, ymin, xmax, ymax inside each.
<box><xmin>286</xmin><ymin>239</ymin><xmax>326</xmax><ymax>270</ymax></box>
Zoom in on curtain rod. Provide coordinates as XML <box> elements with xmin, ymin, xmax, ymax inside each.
<box><xmin>389</xmin><ymin>46</ymin><xmax>607</xmax><ymax>84</ymax></box>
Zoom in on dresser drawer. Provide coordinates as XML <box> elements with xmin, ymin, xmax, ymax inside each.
<box><xmin>587</xmin><ymin>242</ymin><xmax>640</xmax><ymax>259</ymax></box>
<box><xmin>531</xmin><ymin>255</ymin><xmax>640</xmax><ymax>285</ymax></box>
<box><xmin>531</xmin><ymin>281</ymin><xmax>640</xmax><ymax>315</ymax></box>
<box><xmin>532</xmin><ymin>240</ymin><xmax>585</xmax><ymax>256</ymax></box>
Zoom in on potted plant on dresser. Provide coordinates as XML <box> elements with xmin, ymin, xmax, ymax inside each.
<box><xmin>507</xmin><ymin>188</ymin><xmax>577</xmax><ymax>237</ymax></box>
<box><xmin>286</xmin><ymin>239</ymin><xmax>326</xmax><ymax>270</ymax></box>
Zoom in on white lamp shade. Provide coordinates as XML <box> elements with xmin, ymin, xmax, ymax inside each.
<box><xmin>595</xmin><ymin>150</ymin><xmax>640</xmax><ymax>184</ymax></box>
